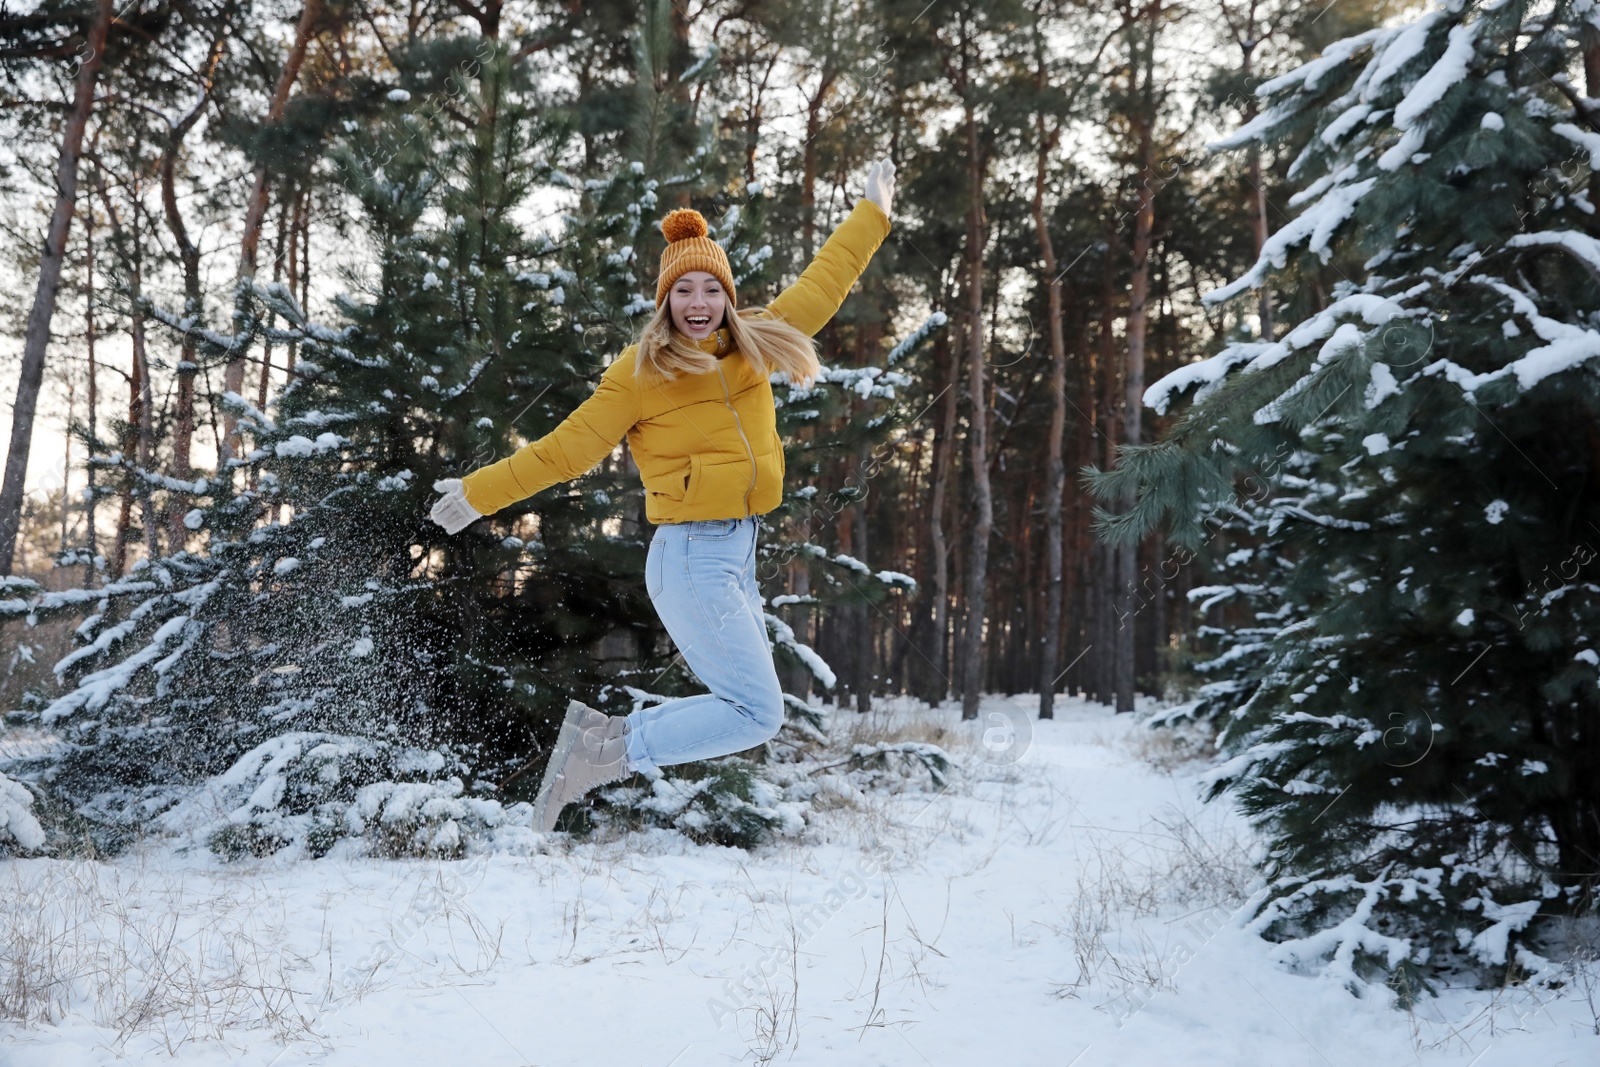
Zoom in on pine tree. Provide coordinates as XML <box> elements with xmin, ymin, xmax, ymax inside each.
<box><xmin>1095</xmin><ymin>0</ymin><xmax>1600</xmax><ymax>999</ymax></box>
<box><xmin>0</xmin><ymin>47</ymin><xmax>665</xmax><ymax>858</ymax></box>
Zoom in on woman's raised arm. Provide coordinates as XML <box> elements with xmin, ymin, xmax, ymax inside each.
<box><xmin>766</xmin><ymin>161</ymin><xmax>895</xmax><ymax>338</ymax></box>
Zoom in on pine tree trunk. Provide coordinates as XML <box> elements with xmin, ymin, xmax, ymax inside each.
<box><xmin>1064</xmin><ymin>322</ymin><xmax>1095</xmax><ymax>698</ymax></box>
<box><xmin>785</xmin><ymin>555</ymin><xmax>813</xmax><ymax>700</ymax></box>
<box><xmin>1248</xmin><ymin>150</ymin><xmax>1273</xmax><ymax>340</ymax></box>
<box><xmin>926</xmin><ymin>332</ymin><xmax>959</xmax><ymax>706</ymax></box>
<box><xmin>132</xmin><ymin>298</ymin><xmax>158</xmax><ymax>565</ymax></box>
<box><xmin>223</xmin><ymin>0</ymin><xmax>325</xmax><ymax>463</ymax></box>
<box><xmin>1239</xmin><ymin>36</ymin><xmax>1273</xmax><ymax>341</ymax></box>
<box><xmin>60</xmin><ymin>365</ymin><xmax>75</xmax><ymax>556</ymax></box>
<box><xmin>0</xmin><ymin>0</ymin><xmax>115</xmax><ymax>576</ymax></box>
<box><xmin>249</xmin><ymin>195</ymin><xmax>295</xmax><ymax>496</ymax></box>
<box><xmin>92</xmin><ymin>182</ymin><xmax>138</xmax><ymax>579</ymax></box>
<box><xmin>258</xmin><ymin>203</ymin><xmax>292</xmax><ymax>412</ymax></box>
<box><xmin>111</xmin><ymin>340</ymin><xmax>144</xmax><ymax>580</ymax></box>
<box><xmin>291</xmin><ymin>188</ymin><xmax>307</xmax><ymax>373</ymax></box>
<box><xmin>83</xmin><ymin>192</ymin><xmax>98</xmax><ymax>583</ymax></box>
<box><xmin>801</xmin><ymin>97</ymin><xmax>822</xmax><ymax>263</ymax></box>
<box><xmin>160</xmin><ymin>37</ymin><xmax>224</xmax><ymax>551</ymax></box>
<box><xmin>124</xmin><ymin>185</ymin><xmax>160</xmax><ymax>568</ymax></box>
<box><xmin>854</xmin><ymin>433</ymin><xmax>873</xmax><ymax>712</ymax></box>
<box><xmin>1032</xmin><ymin>110</ymin><xmax>1068</xmax><ymax>720</ymax></box>
<box><xmin>657</xmin><ymin>0</ymin><xmax>695</xmax><ymax>208</ymax></box>
<box><xmin>893</xmin><ymin>429</ymin><xmax>919</xmax><ymax>698</ymax></box>
<box><xmin>959</xmin><ymin>99</ymin><xmax>993</xmax><ymax>723</ymax></box>
<box><xmin>111</xmin><ymin>492</ymin><xmax>132</xmax><ymax>580</ymax></box>
<box><xmin>907</xmin><ymin>426</ymin><xmax>933</xmax><ymax>695</ymax></box>
<box><xmin>1091</xmin><ymin>250</ymin><xmax>1120</xmax><ymax>706</ymax></box>
<box><xmin>854</xmin><ymin>319</ymin><xmax>884</xmax><ymax>710</ymax></box>
<box><xmin>1116</xmin><ymin>33</ymin><xmax>1159</xmax><ymax>714</ymax></box>
<box><xmin>236</xmin><ymin>0</ymin><xmax>323</xmax><ymax>283</ymax></box>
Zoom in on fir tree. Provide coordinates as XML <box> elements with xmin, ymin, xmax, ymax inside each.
<box><xmin>1096</xmin><ymin>0</ymin><xmax>1600</xmax><ymax>999</ymax></box>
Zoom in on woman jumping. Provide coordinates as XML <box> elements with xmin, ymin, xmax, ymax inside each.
<box><xmin>429</xmin><ymin>160</ymin><xmax>896</xmax><ymax>832</ymax></box>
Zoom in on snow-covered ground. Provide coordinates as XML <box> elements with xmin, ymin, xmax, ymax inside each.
<box><xmin>3</xmin><ymin>695</ymin><xmax>1596</xmax><ymax>1065</ymax></box>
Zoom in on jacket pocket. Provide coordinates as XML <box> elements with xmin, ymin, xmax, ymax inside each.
<box><xmin>681</xmin><ymin>453</ymin><xmax>705</xmax><ymax>510</ymax></box>
<box><xmin>749</xmin><ymin>432</ymin><xmax>785</xmax><ymax>514</ymax></box>
<box><xmin>683</xmin><ymin>453</ymin><xmax>757</xmax><ymax>516</ymax></box>
<box><xmin>645</xmin><ymin>460</ymin><xmax>689</xmax><ymax>515</ymax></box>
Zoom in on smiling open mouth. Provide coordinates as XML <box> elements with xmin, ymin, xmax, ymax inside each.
<box><xmin>685</xmin><ymin>316</ymin><xmax>711</xmax><ymax>328</ymax></box>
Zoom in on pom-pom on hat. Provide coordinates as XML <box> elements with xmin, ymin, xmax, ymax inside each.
<box><xmin>655</xmin><ymin>208</ymin><xmax>737</xmax><ymax>310</ymax></box>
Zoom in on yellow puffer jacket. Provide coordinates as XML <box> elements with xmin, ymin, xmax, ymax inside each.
<box><xmin>460</xmin><ymin>198</ymin><xmax>891</xmax><ymax>524</ymax></box>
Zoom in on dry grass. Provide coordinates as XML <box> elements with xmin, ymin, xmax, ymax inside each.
<box><xmin>839</xmin><ymin>711</ymin><xmax>968</xmax><ymax>754</ymax></box>
<box><xmin>1403</xmin><ymin>912</ymin><xmax>1600</xmax><ymax>1056</ymax></box>
<box><xmin>0</xmin><ymin>852</ymin><xmax>510</xmax><ymax>1056</ymax></box>
<box><xmin>769</xmin><ymin>698</ymin><xmax>978</xmax><ymax>852</ymax></box>
<box><xmin>0</xmin><ymin>859</ymin><xmax>321</xmax><ymax>1054</ymax></box>
<box><xmin>1044</xmin><ymin>802</ymin><xmax>1257</xmax><ymax>1008</ymax></box>
<box><xmin>1117</xmin><ymin>717</ymin><xmax>1224</xmax><ymax>774</ymax></box>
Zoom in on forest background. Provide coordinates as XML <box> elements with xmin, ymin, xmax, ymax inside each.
<box><xmin>0</xmin><ymin>0</ymin><xmax>1393</xmax><ymax>717</ymax></box>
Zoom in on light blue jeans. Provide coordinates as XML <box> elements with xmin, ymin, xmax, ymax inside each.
<box><xmin>623</xmin><ymin>516</ymin><xmax>785</xmax><ymax>774</ymax></box>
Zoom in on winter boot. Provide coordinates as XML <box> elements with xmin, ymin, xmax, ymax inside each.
<box><xmin>530</xmin><ymin>700</ymin><xmax>633</xmax><ymax>833</ymax></box>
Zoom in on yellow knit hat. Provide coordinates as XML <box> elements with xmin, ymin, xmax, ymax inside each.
<box><xmin>655</xmin><ymin>209</ymin><xmax>737</xmax><ymax>310</ymax></box>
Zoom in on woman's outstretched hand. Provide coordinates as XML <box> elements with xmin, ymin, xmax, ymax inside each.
<box><xmin>430</xmin><ymin>478</ymin><xmax>483</xmax><ymax>534</ymax></box>
<box><xmin>863</xmin><ymin>159</ymin><xmax>896</xmax><ymax>218</ymax></box>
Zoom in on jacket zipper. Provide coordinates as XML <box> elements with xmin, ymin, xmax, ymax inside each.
<box><xmin>715</xmin><ymin>362</ymin><xmax>758</xmax><ymax>518</ymax></box>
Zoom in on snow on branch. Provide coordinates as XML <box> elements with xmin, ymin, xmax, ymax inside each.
<box><xmin>33</xmin><ymin>576</ymin><xmax>159</xmax><ymax>614</ymax></box>
<box><xmin>1271</xmin><ymin>26</ymin><xmax>1393</xmax><ymax>99</ymax></box>
<box><xmin>1145</xmin><ymin>345</ymin><xmax>1265</xmax><ymax>414</ymax></box>
<box><xmin>42</xmin><ymin>613</ymin><xmax>192</xmax><ymax>723</ymax></box>
<box><xmin>779</xmin><ymin>363</ymin><xmax>913</xmax><ymax>402</ymax></box>
<box><xmin>764</xmin><ymin>612</ymin><xmax>836</xmax><ymax>689</ymax></box>
<box><xmin>0</xmin><ymin>773</ymin><xmax>45</xmax><ymax>851</ymax></box>
<box><xmin>1460</xmin><ymin>890</ymin><xmax>1542</xmax><ymax>968</ymax></box>
<box><xmin>1273</xmin><ymin>505</ymin><xmax>1374</xmax><ymax>530</ymax></box>
<box><xmin>1244</xmin><ymin>867</ymin><xmax>1432</xmax><ymax>991</ymax></box>
<box><xmin>1203</xmin><ymin>180</ymin><xmax>1376</xmax><ymax>306</ymax></box>
<box><xmin>1552</xmin><ymin>122</ymin><xmax>1600</xmax><ymax>169</ymax></box>
<box><xmin>0</xmin><ymin>577</ymin><xmax>42</xmax><ymax>619</ymax></box>
<box><xmin>1422</xmin><ymin>275</ymin><xmax>1600</xmax><ymax>393</ymax></box>
<box><xmin>1150</xmin><ymin>294</ymin><xmax>1405</xmax><ymax>415</ymax></box>
<box><xmin>1506</xmin><ymin>229</ymin><xmax>1600</xmax><ymax>288</ymax></box>
<box><xmin>1392</xmin><ymin>20</ymin><xmax>1479</xmax><ymax>131</ymax></box>
<box><xmin>1208</xmin><ymin>28</ymin><xmax>1387</xmax><ymax>152</ymax></box>
<box><xmin>218</xmin><ymin>390</ymin><xmax>277</xmax><ymax>434</ymax></box>
<box><xmin>88</xmin><ymin>451</ymin><xmax>212</xmax><ymax>496</ymax></box>
<box><xmin>1187</xmin><ymin>584</ymin><xmax>1268</xmax><ymax>613</ymax></box>
<box><xmin>886</xmin><ymin>311</ymin><xmax>950</xmax><ymax>366</ymax></box>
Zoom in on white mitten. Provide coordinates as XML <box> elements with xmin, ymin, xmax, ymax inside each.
<box><xmin>430</xmin><ymin>478</ymin><xmax>483</xmax><ymax>534</ymax></box>
<box><xmin>863</xmin><ymin>159</ymin><xmax>896</xmax><ymax>218</ymax></box>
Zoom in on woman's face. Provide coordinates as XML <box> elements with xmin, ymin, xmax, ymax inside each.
<box><xmin>668</xmin><ymin>271</ymin><xmax>727</xmax><ymax>341</ymax></box>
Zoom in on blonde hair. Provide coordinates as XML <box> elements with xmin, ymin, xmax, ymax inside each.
<box><xmin>633</xmin><ymin>302</ymin><xmax>823</xmax><ymax>387</ymax></box>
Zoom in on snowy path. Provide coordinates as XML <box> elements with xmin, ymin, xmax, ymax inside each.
<box><xmin>3</xmin><ymin>695</ymin><xmax>1595</xmax><ymax>1066</ymax></box>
